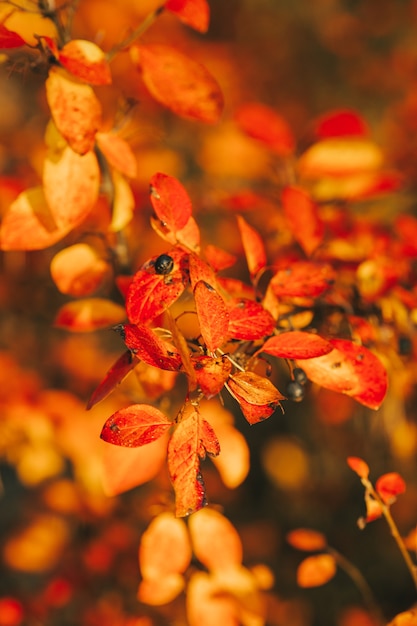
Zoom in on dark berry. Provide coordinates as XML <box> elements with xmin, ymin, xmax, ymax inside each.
<box><xmin>292</xmin><ymin>367</ymin><xmax>308</xmax><ymax>385</ymax></box>
<box><xmin>154</xmin><ymin>254</ymin><xmax>174</xmax><ymax>275</ymax></box>
<box><xmin>398</xmin><ymin>335</ymin><xmax>413</xmax><ymax>356</ymax></box>
<box><xmin>286</xmin><ymin>380</ymin><xmax>305</xmax><ymax>402</ymax></box>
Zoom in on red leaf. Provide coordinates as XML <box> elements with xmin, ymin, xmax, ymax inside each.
<box><xmin>0</xmin><ymin>23</ymin><xmax>26</xmax><ymax>48</ymax></box>
<box><xmin>132</xmin><ymin>44</ymin><xmax>224</xmax><ymax>124</ymax></box>
<box><xmin>101</xmin><ymin>404</ymin><xmax>172</xmax><ymax>447</ymax></box>
<box><xmin>270</xmin><ymin>261</ymin><xmax>335</xmax><ymax>298</ymax></box>
<box><xmin>235</xmin><ymin>102</ymin><xmax>295</xmax><ymax>156</ymax></box>
<box><xmin>194</xmin><ymin>281</ymin><xmax>229</xmax><ymax>352</ymax></box>
<box><xmin>46</xmin><ymin>66</ymin><xmax>102</xmax><ymax>155</ymax></box>
<box><xmin>193</xmin><ymin>355</ymin><xmax>232</xmax><ymax>398</ymax></box>
<box><xmin>237</xmin><ymin>215</ymin><xmax>267</xmax><ymax>280</ymax></box>
<box><xmin>346</xmin><ymin>456</ymin><xmax>370</xmax><ymax>480</ymax></box>
<box><xmin>299</xmin><ymin>339</ymin><xmax>388</xmax><ymax>410</ymax></box>
<box><xmin>96</xmin><ymin>131</ymin><xmax>137</xmax><ymax>179</ymax></box>
<box><xmin>126</xmin><ymin>248</ymin><xmax>189</xmax><ymax>324</ymax></box>
<box><xmin>150</xmin><ymin>172</ymin><xmax>192</xmax><ymax>233</ymax></box>
<box><xmin>189</xmin><ymin>253</ymin><xmax>217</xmax><ymax>289</ymax></box>
<box><xmin>54</xmin><ymin>298</ymin><xmax>126</xmax><ymax>332</ymax></box>
<box><xmin>165</xmin><ymin>0</ymin><xmax>210</xmax><ymax>33</ymax></box>
<box><xmin>204</xmin><ymin>244</ymin><xmax>237</xmax><ymax>272</ymax></box>
<box><xmin>58</xmin><ymin>39</ymin><xmax>112</xmax><ymax>85</ymax></box>
<box><xmin>227</xmin><ymin>298</ymin><xmax>275</xmax><ymax>340</ymax></box>
<box><xmin>119</xmin><ymin>323</ymin><xmax>182</xmax><ymax>370</ymax></box>
<box><xmin>376</xmin><ymin>472</ymin><xmax>406</xmax><ymax>505</ymax></box>
<box><xmin>168</xmin><ymin>405</ymin><xmax>219</xmax><ymax>516</ymax></box>
<box><xmin>150</xmin><ymin>214</ymin><xmax>201</xmax><ymax>252</ymax></box>
<box><xmin>261</xmin><ymin>331</ymin><xmax>333</xmax><ymax>360</ymax></box>
<box><xmin>233</xmin><ymin>396</ymin><xmax>277</xmax><ymax>425</ymax></box>
<box><xmin>87</xmin><ymin>350</ymin><xmax>137</xmax><ymax>409</ymax></box>
<box><xmin>314</xmin><ymin>109</ymin><xmax>369</xmax><ymax>139</ymax></box>
<box><xmin>0</xmin><ymin>187</ymin><xmax>70</xmax><ymax>251</ymax></box>
<box><xmin>281</xmin><ymin>186</ymin><xmax>324</xmax><ymax>256</ymax></box>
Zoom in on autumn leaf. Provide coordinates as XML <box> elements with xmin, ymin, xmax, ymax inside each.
<box><xmin>227</xmin><ymin>371</ymin><xmax>284</xmax><ymax>424</ymax></box>
<box><xmin>314</xmin><ymin>109</ymin><xmax>369</xmax><ymax>139</ymax></box>
<box><xmin>286</xmin><ymin>529</ymin><xmax>328</xmax><ymax>552</ymax></box>
<box><xmin>194</xmin><ymin>280</ymin><xmax>229</xmax><ymax>352</ymax></box>
<box><xmin>237</xmin><ymin>215</ymin><xmax>267</xmax><ymax>280</ymax></box>
<box><xmin>235</xmin><ymin>102</ymin><xmax>295</xmax><ymax>156</ymax></box>
<box><xmin>0</xmin><ymin>22</ymin><xmax>26</xmax><ymax>48</ymax></box>
<box><xmin>297</xmin><ymin>554</ymin><xmax>337</xmax><ymax>587</ymax></box>
<box><xmin>87</xmin><ymin>350</ymin><xmax>138</xmax><ymax>409</ymax></box>
<box><xmin>96</xmin><ymin>131</ymin><xmax>137</xmax><ymax>179</ymax></box>
<box><xmin>298</xmin><ymin>138</ymin><xmax>383</xmax><ymax>178</ymax></box>
<box><xmin>117</xmin><ymin>323</ymin><xmax>182</xmax><ymax>370</ymax></box>
<box><xmin>168</xmin><ymin>404</ymin><xmax>219</xmax><ymax>516</ymax></box>
<box><xmin>270</xmin><ymin>261</ymin><xmax>335</xmax><ymax>298</ymax></box>
<box><xmin>186</xmin><ymin>571</ymin><xmax>240</xmax><ymax>626</ymax></box>
<box><xmin>58</xmin><ymin>39</ymin><xmax>112</xmax><ymax>85</ymax></box>
<box><xmin>375</xmin><ymin>472</ymin><xmax>406</xmax><ymax>505</ymax></box>
<box><xmin>150</xmin><ymin>172</ymin><xmax>193</xmax><ymax>233</ymax></box>
<box><xmin>50</xmin><ymin>243</ymin><xmax>111</xmax><ymax>296</ymax></box>
<box><xmin>347</xmin><ymin>456</ymin><xmax>370</xmax><ymax>480</ymax></box>
<box><xmin>261</xmin><ymin>331</ymin><xmax>333</xmax><ymax>360</ymax></box>
<box><xmin>281</xmin><ymin>186</ymin><xmax>324</xmax><ymax>256</ymax></box>
<box><xmin>0</xmin><ymin>187</ymin><xmax>70</xmax><ymax>251</ymax></box>
<box><xmin>227</xmin><ymin>298</ymin><xmax>275</xmax><ymax>340</ymax></box>
<box><xmin>204</xmin><ymin>244</ymin><xmax>237</xmax><ymax>272</ymax></box>
<box><xmin>54</xmin><ymin>298</ymin><xmax>126</xmax><ymax>332</ymax></box>
<box><xmin>131</xmin><ymin>44</ymin><xmax>224</xmax><ymax>124</ymax></box>
<box><xmin>150</xmin><ymin>213</ymin><xmax>201</xmax><ymax>252</ymax></box>
<box><xmin>189</xmin><ymin>253</ymin><xmax>218</xmax><ymax>290</ymax></box>
<box><xmin>110</xmin><ymin>170</ymin><xmax>135</xmax><ymax>232</ymax></box>
<box><xmin>165</xmin><ymin>0</ymin><xmax>210</xmax><ymax>33</ymax></box>
<box><xmin>188</xmin><ymin>508</ymin><xmax>243</xmax><ymax>572</ymax></box>
<box><xmin>46</xmin><ymin>66</ymin><xmax>102</xmax><ymax>155</ymax></box>
<box><xmin>193</xmin><ymin>355</ymin><xmax>232</xmax><ymax>397</ymax></box>
<box><xmin>299</xmin><ymin>339</ymin><xmax>388</xmax><ymax>409</ymax></box>
<box><xmin>100</xmin><ymin>404</ymin><xmax>172</xmax><ymax>447</ymax></box>
<box><xmin>234</xmin><ymin>397</ymin><xmax>277</xmax><ymax>425</ymax></box>
<box><xmin>126</xmin><ymin>248</ymin><xmax>189</xmax><ymax>325</ymax></box>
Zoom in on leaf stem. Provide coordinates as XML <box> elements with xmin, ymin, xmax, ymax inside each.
<box><xmin>107</xmin><ymin>4</ymin><xmax>165</xmax><ymax>62</ymax></box>
<box><xmin>328</xmin><ymin>547</ymin><xmax>385</xmax><ymax>625</ymax></box>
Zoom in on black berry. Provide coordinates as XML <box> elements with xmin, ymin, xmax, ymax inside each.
<box><xmin>292</xmin><ymin>367</ymin><xmax>308</xmax><ymax>385</ymax></box>
<box><xmin>154</xmin><ymin>254</ymin><xmax>174</xmax><ymax>275</ymax></box>
<box><xmin>398</xmin><ymin>335</ymin><xmax>413</xmax><ymax>356</ymax></box>
<box><xmin>286</xmin><ymin>380</ymin><xmax>305</xmax><ymax>402</ymax></box>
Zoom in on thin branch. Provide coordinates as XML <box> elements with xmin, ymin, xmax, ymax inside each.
<box><xmin>107</xmin><ymin>4</ymin><xmax>165</xmax><ymax>62</ymax></box>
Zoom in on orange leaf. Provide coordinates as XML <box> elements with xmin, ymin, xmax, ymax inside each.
<box><xmin>168</xmin><ymin>404</ymin><xmax>219</xmax><ymax>516</ymax></box>
<box><xmin>139</xmin><ymin>512</ymin><xmax>192</xmax><ymax>580</ymax></box>
<box><xmin>376</xmin><ymin>472</ymin><xmax>406</xmax><ymax>505</ymax></box>
<box><xmin>0</xmin><ymin>187</ymin><xmax>70</xmax><ymax>251</ymax></box>
<box><xmin>204</xmin><ymin>244</ymin><xmax>237</xmax><ymax>272</ymax></box>
<box><xmin>96</xmin><ymin>131</ymin><xmax>137</xmax><ymax>179</ymax></box>
<box><xmin>132</xmin><ymin>44</ymin><xmax>224</xmax><ymax>124</ymax></box>
<box><xmin>101</xmin><ymin>436</ymin><xmax>168</xmax><ymax>496</ymax></box>
<box><xmin>54</xmin><ymin>298</ymin><xmax>126</xmax><ymax>332</ymax></box>
<box><xmin>58</xmin><ymin>39</ymin><xmax>112</xmax><ymax>85</ymax></box>
<box><xmin>110</xmin><ymin>170</ymin><xmax>135</xmax><ymax>232</ymax></box>
<box><xmin>46</xmin><ymin>66</ymin><xmax>102</xmax><ymax>155</ymax></box>
<box><xmin>150</xmin><ymin>213</ymin><xmax>201</xmax><ymax>252</ymax></box>
<box><xmin>101</xmin><ymin>404</ymin><xmax>172</xmax><ymax>447</ymax></box>
<box><xmin>43</xmin><ymin>146</ymin><xmax>100</xmax><ymax>230</ymax></box>
<box><xmin>261</xmin><ymin>331</ymin><xmax>333</xmax><ymax>360</ymax></box>
<box><xmin>237</xmin><ymin>215</ymin><xmax>267</xmax><ymax>280</ymax></box>
<box><xmin>227</xmin><ymin>371</ymin><xmax>284</xmax><ymax>424</ymax></box>
<box><xmin>189</xmin><ymin>253</ymin><xmax>217</xmax><ymax>289</ymax></box>
<box><xmin>286</xmin><ymin>529</ymin><xmax>327</xmax><ymax>552</ymax></box>
<box><xmin>281</xmin><ymin>186</ymin><xmax>324</xmax><ymax>256</ymax></box>
<box><xmin>165</xmin><ymin>0</ymin><xmax>210</xmax><ymax>33</ymax></box>
<box><xmin>235</xmin><ymin>102</ymin><xmax>295</xmax><ymax>156</ymax></box>
<box><xmin>270</xmin><ymin>261</ymin><xmax>335</xmax><ymax>298</ymax></box>
<box><xmin>346</xmin><ymin>456</ymin><xmax>370</xmax><ymax>480</ymax></box>
<box><xmin>234</xmin><ymin>397</ymin><xmax>277</xmax><ymax>425</ymax></box>
<box><xmin>138</xmin><ymin>573</ymin><xmax>185</xmax><ymax>606</ymax></box>
<box><xmin>194</xmin><ymin>281</ymin><xmax>229</xmax><ymax>352</ymax></box>
<box><xmin>0</xmin><ymin>22</ymin><xmax>26</xmax><ymax>48</ymax></box>
<box><xmin>87</xmin><ymin>350</ymin><xmax>137</xmax><ymax>409</ymax></box>
<box><xmin>298</xmin><ymin>138</ymin><xmax>383</xmax><ymax>179</ymax></box>
<box><xmin>193</xmin><ymin>355</ymin><xmax>232</xmax><ymax>398</ymax></box>
<box><xmin>188</xmin><ymin>508</ymin><xmax>243</xmax><ymax>571</ymax></box>
<box><xmin>297</xmin><ymin>554</ymin><xmax>337</xmax><ymax>588</ymax></box>
<box><xmin>186</xmin><ymin>572</ymin><xmax>240</xmax><ymax>626</ymax></box>
<box><xmin>150</xmin><ymin>172</ymin><xmax>193</xmax><ymax>233</ymax></box>
<box><xmin>358</xmin><ymin>491</ymin><xmax>383</xmax><ymax>528</ymax></box>
<box><xmin>126</xmin><ymin>247</ymin><xmax>189</xmax><ymax>324</ymax></box>
<box><xmin>50</xmin><ymin>243</ymin><xmax>111</xmax><ymax>296</ymax></box>
<box><xmin>227</xmin><ymin>298</ymin><xmax>275</xmax><ymax>340</ymax></box>
<box><xmin>118</xmin><ymin>323</ymin><xmax>182</xmax><ymax>370</ymax></box>
<box><xmin>314</xmin><ymin>109</ymin><xmax>369</xmax><ymax>139</ymax></box>
<box><xmin>299</xmin><ymin>339</ymin><xmax>388</xmax><ymax>410</ymax></box>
